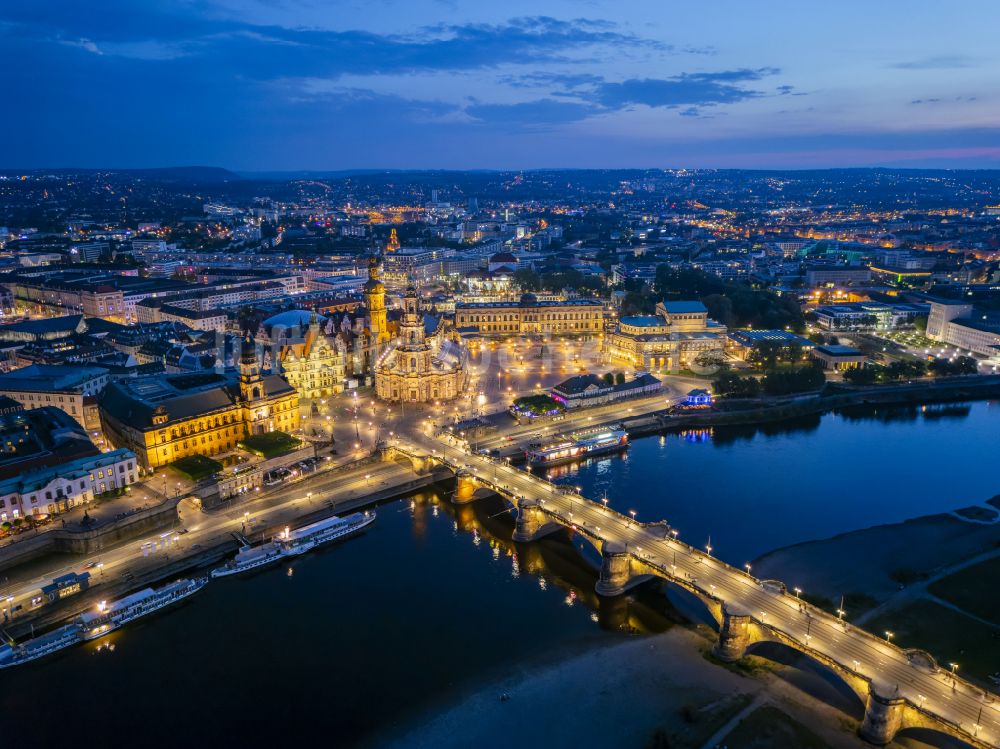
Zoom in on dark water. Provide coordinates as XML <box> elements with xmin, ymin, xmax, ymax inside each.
<box><xmin>2</xmin><ymin>401</ymin><xmax>998</xmax><ymax>748</ymax></box>
<box><xmin>542</xmin><ymin>400</ymin><xmax>1000</xmax><ymax>564</ymax></box>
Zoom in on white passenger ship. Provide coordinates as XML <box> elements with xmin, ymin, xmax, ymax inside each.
<box><xmin>0</xmin><ymin>623</ymin><xmax>83</xmax><ymax>669</ymax></box>
<box><xmin>526</xmin><ymin>426</ymin><xmax>629</xmax><ymax>467</ymax></box>
<box><xmin>275</xmin><ymin>511</ymin><xmax>375</xmax><ymax>556</ymax></box>
<box><xmin>79</xmin><ymin>578</ymin><xmax>208</xmax><ymax>641</ymax></box>
<box><xmin>210</xmin><ymin>542</ymin><xmax>284</xmax><ymax>578</ymax></box>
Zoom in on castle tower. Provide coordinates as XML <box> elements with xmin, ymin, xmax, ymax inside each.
<box><xmin>386</xmin><ymin>228</ymin><xmax>400</xmax><ymax>252</ymax></box>
<box><xmin>364</xmin><ymin>255</ymin><xmax>389</xmax><ymax>344</ymax></box>
<box><xmin>240</xmin><ymin>333</ymin><xmax>263</xmax><ymax>402</ymax></box>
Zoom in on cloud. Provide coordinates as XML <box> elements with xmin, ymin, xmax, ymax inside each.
<box><xmin>890</xmin><ymin>55</ymin><xmax>974</xmax><ymax>70</ymax></box>
<box><xmin>0</xmin><ymin>6</ymin><xmax>670</xmax><ymax>74</ymax></box>
<box><xmin>499</xmin><ymin>72</ymin><xmax>604</xmax><ymax>90</ymax></box>
<box><xmin>463</xmin><ymin>98</ymin><xmax>598</xmax><ymax>127</ymax></box>
<box><xmin>594</xmin><ymin>68</ymin><xmax>780</xmax><ymax>109</ymax></box>
<box><xmin>60</xmin><ymin>37</ymin><xmax>102</xmax><ymax>55</ymax></box>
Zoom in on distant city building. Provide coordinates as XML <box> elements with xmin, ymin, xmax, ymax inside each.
<box><xmin>927</xmin><ymin>300</ymin><xmax>1000</xmax><ymax>359</ymax></box>
<box><xmin>454</xmin><ymin>295</ymin><xmax>603</xmax><ymax>337</ymax></box>
<box><xmin>810</xmin><ymin>344</ymin><xmax>867</xmax><ymax>371</ymax></box>
<box><xmin>603</xmin><ymin>300</ymin><xmax>726</xmax><ymax>371</ymax></box>
<box><xmin>804</xmin><ymin>266</ymin><xmax>872</xmax><ymax>287</ymax></box>
<box><xmin>726</xmin><ymin>329</ymin><xmax>815</xmax><ymax>361</ymax></box>
<box><xmin>0</xmin><ymin>448</ymin><xmax>137</xmax><ymax>520</ymax></box>
<box><xmin>0</xmin><ymin>364</ymin><xmax>110</xmax><ymax>429</ymax></box>
<box><xmin>550</xmin><ymin>373</ymin><xmax>661</xmax><ymax>409</ymax></box>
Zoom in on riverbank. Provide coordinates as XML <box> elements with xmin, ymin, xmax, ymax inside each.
<box><xmin>753</xmin><ymin>497</ymin><xmax>1000</xmax><ymax>607</ymax></box>
<box><xmin>368</xmin><ymin>626</ymin><xmax>876</xmax><ymax>749</ymax></box>
<box><xmin>623</xmin><ymin>375</ymin><xmax>1000</xmax><ymax>440</ymax></box>
<box><xmin>753</xmin><ymin>496</ymin><xmax>1000</xmax><ymax>685</ymax></box>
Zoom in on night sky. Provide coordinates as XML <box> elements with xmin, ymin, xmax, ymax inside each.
<box><xmin>3</xmin><ymin>1</ymin><xmax>999</xmax><ymax>171</ymax></box>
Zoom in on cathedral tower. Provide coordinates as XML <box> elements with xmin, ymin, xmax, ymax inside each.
<box><xmin>364</xmin><ymin>255</ymin><xmax>389</xmax><ymax>344</ymax></box>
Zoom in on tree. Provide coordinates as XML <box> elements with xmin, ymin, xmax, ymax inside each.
<box><xmin>761</xmin><ymin>365</ymin><xmax>826</xmax><ymax>395</ymax></box>
<box><xmin>712</xmin><ymin>370</ymin><xmax>762</xmax><ymax>398</ymax></box>
<box><xmin>913</xmin><ymin>315</ymin><xmax>928</xmax><ymax>334</ymax></box>
<box><xmin>701</xmin><ymin>294</ymin><xmax>734</xmax><ymax>328</ymax></box>
<box><xmin>748</xmin><ymin>339</ymin><xmax>784</xmax><ymax>369</ymax></box>
<box><xmin>843</xmin><ymin>366</ymin><xmax>879</xmax><ymax>385</ymax></box>
<box><xmin>602</xmin><ymin>372</ymin><xmax>615</xmax><ymax>386</ymax></box>
<box><xmin>512</xmin><ymin>268</ymin><xmax>542</xmax><ymax>292</ymax></box>
<box><xmin>928</xmin><ymin>356</ymin><xmax>978</xmax><ymax>377</ymax></box>
<box><xmin>614</xmin><ymin>371</ymin><xmax>626</xmax><ymax>385</ymax></box>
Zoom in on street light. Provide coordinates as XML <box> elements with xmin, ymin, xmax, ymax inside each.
<box><xmin>884</xmin><ymin>630</ymin><xmax>893</xmax><ymax>644</ymax></box>
<box><xmin>793</xmin><ymin>587</ymin><xmax>802</xmax><ymax>599</ymax></box>
<box><xmin>629</xmin><ymin>510</ymin><xmax>637</xmax><ymax>525</ymax></box>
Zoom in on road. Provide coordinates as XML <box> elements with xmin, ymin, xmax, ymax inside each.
<box><xmin>0</xmin><ymin>461</ymin><xmax>412</xmax><ymax>624</ymax></box>
<box><xmin>395</xmin><ymin>429</ymin><xmax>1000</xmax><ymax>748</ymax></box>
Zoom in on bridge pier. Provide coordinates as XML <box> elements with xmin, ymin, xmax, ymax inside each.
<box><xmin>512</xmin><ymin>499</ymin><xmax>561</xmax><ymax>542</ymax></box>
<box><xmin>859</xmin><ymin>684</ymin><xmax>905</xmax><ymax>745</ymax></box>
<box><xmin>453</xmin><ymin>471</ymin><xmax>477</xmax><ymax>504</ymax></box>
<box><xmin>714</xmin><ymin>604</ymin><xmax>752</xmax><ymax>662</ymax></box>
<box><xmin>595</xmin><ymin>542</ymin><xmax>631</xmax><ymax>596</ymax></box>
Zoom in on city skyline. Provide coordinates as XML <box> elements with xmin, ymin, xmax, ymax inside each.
<box><xmin>3</xmin><ymin>0</ymin><xmax>1000</xmax><ymax>171</ymax></box>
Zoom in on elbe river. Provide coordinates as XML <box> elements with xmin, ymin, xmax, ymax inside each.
<box><xmin>3</xmin><ymin>401</ymin><xmax>998</xmax><ymax>747</ymax></box>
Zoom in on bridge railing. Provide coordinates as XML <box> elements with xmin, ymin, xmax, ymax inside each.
<box><xmin>398</xmin><ymin>441</ymin><xmax>1000</xmax><ymax>713</ymax></box>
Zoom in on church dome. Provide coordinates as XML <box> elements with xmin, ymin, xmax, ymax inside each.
<box><xmin>519</xmin><ymin>292</ymin><xmax>538</xmax><ymax>307</ymax></box>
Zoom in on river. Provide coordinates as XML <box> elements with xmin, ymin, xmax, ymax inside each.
<box><xmin>2</xmin><ymin>400</ymin><xmax>997</xmax><ymax>748</ymax></box>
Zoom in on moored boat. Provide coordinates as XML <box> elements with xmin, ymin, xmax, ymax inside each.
<box><xmin>0</xmin><ymin>623</ymin><xmax>82</xmax><ymax>669</ymax></box>
<box><xmin>526</xmin><ymin>426</ymin><xmax>628</xmax><ymax>467</ymax></box>
<box><xmin>79</xmin><ymin>578</ymin><xmax>208</xmax><ymax>641</ymax></box>
<box><xmin>275</xmin><ymin>511</ymin><xmax>376</xmax><ymax>556</ymax></box>
<box><xmin>210</xmin><ymin>542</ymin><xmax>284</xmax><ymax>578</ymax></box>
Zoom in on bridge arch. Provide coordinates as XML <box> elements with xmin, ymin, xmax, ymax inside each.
<box><xmin>744</xmin><ymin>639</ymin><xmax>867</xmax><ymax>717</ymax></box>
<box><xmin>893</xmin><ymin>725</ymin><xmax>985</xmax><ymax>749</ymax></box>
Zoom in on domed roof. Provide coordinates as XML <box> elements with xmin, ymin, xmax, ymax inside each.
<box><xmin>263</xmin><ymin>309</ymin><xmax>326</xmax><ymax>330</ymax></box>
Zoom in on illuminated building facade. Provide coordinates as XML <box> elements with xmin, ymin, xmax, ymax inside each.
<box><xmin>454</xmin><ymin>294</ymin><xmax>603</xmax><ymax>337</ymax></box>
<box><xmin>99</xmin><ymin>337</ymin><xmax>300</xmax><ymax>469</ymax></box>
<box><xmin>603</xmin><ymin>300</ymin><xmax>726</xmax><ymax>371</ymax></box>
<box><xmin>375</xmin><ymin>285</ymin><xmax>466</xmax><ymax>402</ymax></box>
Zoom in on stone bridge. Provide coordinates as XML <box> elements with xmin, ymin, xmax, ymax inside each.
<box><xmin>383</xmin><ymin>444</ymin><xmax>1000</xmax><ymax>748</ymax></box>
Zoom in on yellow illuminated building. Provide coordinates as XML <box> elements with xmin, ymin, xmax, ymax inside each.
<box><xmin>364</xmin><ymin>255</ymin><xmax>390</xmax><ymax>345</ymax></box>
<box><xmin>99</xmin><ymin>336</ymin><xmax>300</xmax><ymax>470</ymax></box>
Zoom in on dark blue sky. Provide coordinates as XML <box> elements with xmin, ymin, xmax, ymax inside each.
<box><xmin>3</xmin><ymin>1</ymin><xmax>999</xmax><ymax>170</ymax></box>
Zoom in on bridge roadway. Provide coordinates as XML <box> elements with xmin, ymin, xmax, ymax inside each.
<box><xmin>398</xmin><ymin>432</ymin><xmax>1000</xmax><ymax>748</ymax></box>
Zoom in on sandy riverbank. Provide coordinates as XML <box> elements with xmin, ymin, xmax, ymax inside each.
<box><xmin>364</xmin><ymin>626</ymin><xmax>882</xmax><ymax>749</ymax></box>
<box><xmin>753</xmin><ymin>497</ymin><xmax>1000</xmax><ymax>605</ymax></box>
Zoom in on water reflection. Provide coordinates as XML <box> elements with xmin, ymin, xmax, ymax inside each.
<box><xmin>436</xmin><ymin>491</ymin><xmax>682</xmax><ymax>635</ymax></box>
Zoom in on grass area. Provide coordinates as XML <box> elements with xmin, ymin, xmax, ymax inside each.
<box><xmin>168</xmin><ymin>454</ymin><xmax>223</xmax><ymax>482</ymax></box>
<box><xmin>645</xmin><ymin>692</ymin><xmax>753</xmax><ymax>749</ymax></box>
<box><xmin>929</xmin><ymin>555</ymin><xmax>1000</xmax><ymax>625</ymax></box>
<box><xmin>720</xmin><ymin>705</ymin><xmax>831</xmax><ymax>749</ymax></box>
<box><xmin>238</xmin><ymin>430</ymin><xmax>301</xmax><ymax>458</ymax></box>
<box><xmin>866</xmin><ymin>600</ymin><xmax>1000</xmax><ymax>683</ymax></box>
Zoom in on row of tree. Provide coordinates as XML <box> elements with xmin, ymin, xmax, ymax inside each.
<box><xmin>843</xmin><ymin>356</ymin><xmax>978</xmax><ymax>384</ymax></box>
<box><xmin>712</xmin><ymin>365</ymin><xmax>827</xmax><ymax>398</ymax></box>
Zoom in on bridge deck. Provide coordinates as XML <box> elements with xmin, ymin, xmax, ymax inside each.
<box><xmin>393</xmin><ymin>438</ymin><xmax>1000</xmax><ymax>749</ymax></box>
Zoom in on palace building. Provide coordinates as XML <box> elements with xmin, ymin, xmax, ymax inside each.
<box><xmin>454</xmin><ymin>294</ymin><xmax>604</xmax><ymax>337</ymax></box>
<box><xmin>99</xmin><ymin>335</ymin><xmax>299</xmax><ymax>469</ymax></box>
<box><xmin>603</xmin><ymin>300</ymin><xmax>727</xmax><ymax>371</ymax></box>
<box><xmin>375</xmin><ymin>285</ymin><xmax>466</xmax><ymax>402</ymax></box>
<box><xmin>264</xmin><ymin>310</ymin><xmax>348</xmax><ymax>400</ymax></box>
